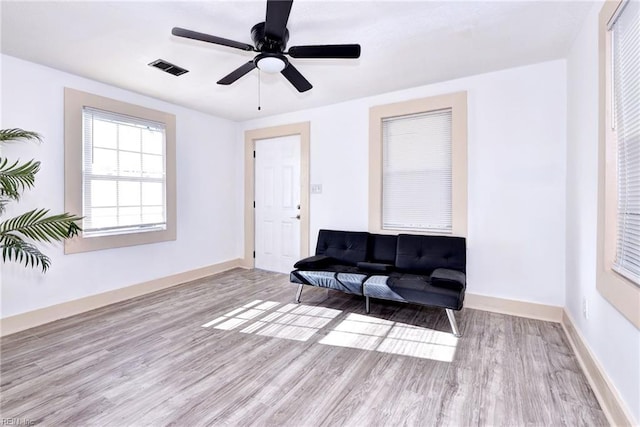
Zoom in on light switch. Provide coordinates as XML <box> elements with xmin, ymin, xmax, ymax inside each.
<box><xmin>311</xmin><ymin>184</ymin><xmax>322</xmax><ymax>194</ymax></box>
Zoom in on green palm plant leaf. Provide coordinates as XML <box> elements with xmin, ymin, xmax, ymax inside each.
<box><xmin>1</xmin><ymin>234</ymin><xmax>51</xmax><ymax>272</ymax></box>
<box><xmin>0</xmin><ymin>209</ymin><xmax>81</xmax><ymax>272</ymax></box>
<box><xmin>0</xmin><ymin>157</ymin><xmax>41</xmax><ymax>202</ymax></box>
<box><xmin>1</xmin><ymin>127</ymin><xmax>82</xmax><ymax>272</ymax></box>
<box><xmin>0</xmin><ymin>128</ymin><xmax>42</xmax><ymax>143</ymax></box>
<box><xmin>0</xmin><ymin>209</ymin><xmax>82</xmax><ymax>242</ymax></box>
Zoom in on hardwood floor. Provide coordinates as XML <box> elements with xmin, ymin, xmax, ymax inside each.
<box><xmin>1</xmin><ymin>268</ymin><xmax>607</xmax><ymax>426</ymax></box>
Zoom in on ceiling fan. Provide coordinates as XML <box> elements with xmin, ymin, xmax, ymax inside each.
<box><xmin>171</xmin><ymin>0</ymin><xmax>361</xmax><ymax>93</ymax></box>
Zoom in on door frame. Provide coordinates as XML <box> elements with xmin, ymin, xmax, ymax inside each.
<box><xmin>243</xmin><ymin>122</ymin><xmax>310</xmax><ymax>268</ymax></box>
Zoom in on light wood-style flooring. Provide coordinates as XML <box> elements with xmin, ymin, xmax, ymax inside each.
<box><xmin>1</xmin><ymin>268</ymin><xmax>607</xmax><ymax>426</ymax></box>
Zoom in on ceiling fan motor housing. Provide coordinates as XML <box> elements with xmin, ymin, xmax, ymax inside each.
<box><xmin>251</xmin><ymin>22</ymin><xmax>289</xmax><ymax>52</ymax></box>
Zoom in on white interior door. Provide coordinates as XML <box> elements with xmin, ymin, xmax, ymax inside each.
<box><xmin>255</xmin><ymin>135</ymin><xmax>301</xmax><ymax>273</ymax></box>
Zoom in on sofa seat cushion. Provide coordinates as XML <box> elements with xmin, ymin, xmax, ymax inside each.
<box><xmin>430</xmin><ymin>268</ymin><xmax>466</xmax><ymax>291</ymax></box>
<box><xmin>294</xmin><ymin>255</ymin><xmax>335</xmax><ymax>270</ymax></box>
<box><xmin>356</xmin><ymin>261</ymin><xmax>394</xmax><ymax>273</ymax></box>
<box><xmin>363</xmin><ymin>274</ymin><xmax>464</xmax><ymax>310</ymax></box>
<box><xmin>291</xmin><ymin>270</ymin><xmax>367</xmax><ymax>295</ymax></box>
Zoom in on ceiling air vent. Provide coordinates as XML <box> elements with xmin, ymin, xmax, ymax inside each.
<box><xmin>148</xmin><ymin>59</ymin><xmax>189</xmax><ymax>76</ymax></box>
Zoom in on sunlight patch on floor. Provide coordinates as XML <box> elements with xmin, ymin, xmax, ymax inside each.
<box><xmin>241</xmin><ymin>304</ymin><xmax>341</xmax><ymax>341</ymax></box>
<box><xmin>201</xmin><ymin>301</ymin><xmax>458</xmax><ymax>360</ymax></box>
<box><xmin>201</xmin><ymin>299</ymin><xmax>276</xmax><ymax>330</ymax></box>
<box><xmin>201</xmin><ymin>300</ymin><xmax>341</xmax><ymax>341</ymax></box>
<box><xmin>319</xmin><ymin>313</ymin><xmax>458</xmax><ymax>362</ymax></box>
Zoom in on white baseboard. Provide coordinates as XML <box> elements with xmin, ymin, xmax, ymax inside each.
<box><xmin>465</xmin><ymin>292</ymin><xmax>563</xmax><ymax>322</ymax></box>
<box><xmin>0</xmin><ymin>258</ymin><xmax>242</xmax><ymax>337</ymax></box>
<box><xmin>561</xmin><ymin>309</ymin><xmax>635</xmax><ymax>427</ymax></box>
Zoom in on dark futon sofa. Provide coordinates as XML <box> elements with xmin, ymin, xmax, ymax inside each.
<box><xmin>290</xmin><ymin>229</ymin><xmax>466</xmax><ymax>336</ymax></box>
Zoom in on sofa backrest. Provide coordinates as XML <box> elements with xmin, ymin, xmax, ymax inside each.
<box><xmin>313</xmin><ymin>229</ymin><xmax>466</xmax><ymax>273</ymax></box>
<box><xmin>395</xmin><ymin>234</ymin><xmax>466</xmax><ymax>274</ymax></box>
<box><xmin>315</xmin><ymin>229</ymin><xmax>369</xmax><ymax>266</ymax></box>
<box><xmin>368</xmin><ymin>234</ymin><xmax>398</xmax><ymax>264</ymax></box>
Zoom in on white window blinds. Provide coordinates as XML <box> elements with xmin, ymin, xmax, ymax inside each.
<box><xmin>82</xmin><ymin>107</ymin><xmax>167</xmax><ymax>237</ymax></box>
<box><xmin>611</xmin><ymin>0</ymin><xmax>640</xmax><ymax>285</ymax></box>
<box><xmin>382</xmin><ymin>109</ymin><xmax>452</xmax><ymax>232</ymax></box>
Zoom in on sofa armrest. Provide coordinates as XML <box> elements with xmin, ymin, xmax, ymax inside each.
<box><xmin>357</xmin><ymin>262</ymin><xmax>394</xmax><ymax>273</ymax></box>
<box><xmin>294</xmin><ymin>255</ymin><xmax>335</xmax><ymax>270</ymax></box>
<box><xmin>430</xmin><ymin>268</ymin><xmax>466</xmax><ymax>291</ymax></box>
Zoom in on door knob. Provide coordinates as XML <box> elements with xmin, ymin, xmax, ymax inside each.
<box><xmin>290</xmin><ymin>214</ymin><xmax>300</xmax><ymax>219</ymax></box>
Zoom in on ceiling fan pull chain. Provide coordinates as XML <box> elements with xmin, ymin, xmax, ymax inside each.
<box><xmin>258</xmin><ymin>69</ymin><xmax>261</xmax><ymax>111</ymax></box>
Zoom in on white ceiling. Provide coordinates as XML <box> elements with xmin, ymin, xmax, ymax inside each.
<box><xmin>1</xmin><ymin>1</ymin><xmax>592</xmax><ymax>122</ymax></box>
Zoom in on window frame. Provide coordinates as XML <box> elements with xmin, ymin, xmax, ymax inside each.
<box><xmin>596</xmin><ymin>0</ymin><xmax>640</xmax><ymax>328</ymax></box>
<box><xmin>64</xmin><ymin>88</ymin><xmax>177</xmax><ymax>254</ymax></box>
<box><xmin>369</xmin><ymin>91</ymin><xmax>468</xmax><ymax>236</ymax></box>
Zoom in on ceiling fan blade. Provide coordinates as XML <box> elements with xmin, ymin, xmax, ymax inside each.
<box><xmin>281</xmin><ymin>63</ymin><xmax>312</xmax><ymax>93</ymax></box>
<box><xmin>288</xmin><ymin>44</ymin><xmax>361</xmax><ymax>59</ymax></box>
<box><xmin>172</xmin><ymin>27</ymin><xmax>254</xmax><ymax>52</ymax></box>
<box><xmin>265</xmin><ymin>0</ymin><xmax>293</xmax><ymax>41</ymax></box>
<box><xmin>217</xmin><ymin>61</ymin><xmax>257</xmax><ymax>85</ymax></box>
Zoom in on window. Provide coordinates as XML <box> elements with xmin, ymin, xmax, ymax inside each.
<box><xmin>64</xmin><ymin>88</ymin><xmax>176</xmax><ymax>254</ymax></box>
<box><xmin>82</xmin><ymin>108</ymin><xmax>167</xmax><ymax>237</ymax></box>
<box><xmin>369</xmin><ymin>92</ymin><xmax>467</xmax><ymax>236</ymax></box>
<box><xmin>611</xmin><ymin>0</ymin><xmax>640</xmax><ymax>286</ymax></box>
<box><xmin>382</xmin><ymin>110</ymin><xmax>453</xmax><ymax>232</ymax></box>
<box><xmin>597</xmin><ymin>0</ymin><xmax>640</xmax><ymax>328</ymax></box>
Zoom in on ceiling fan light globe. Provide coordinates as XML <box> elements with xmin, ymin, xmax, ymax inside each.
<box><xmin>256</xmin><ymin>56</ymin><xmax>286</xmax><ymax>73</ymax></box>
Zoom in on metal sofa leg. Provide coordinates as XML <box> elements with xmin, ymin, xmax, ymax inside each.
<box><xmin>365</xmin><ymin>296</ymin><xmax>370</xmax><ymax>314</ymax></box>
<box><xmin>295</xmin><ymin>284</ymin><xmax>304</xmax><ymax>303</ymax></box>
<box><xmin>446</xmin><ymin>309</ymin><xmax>462</xmax><ymax>337</ymax></box>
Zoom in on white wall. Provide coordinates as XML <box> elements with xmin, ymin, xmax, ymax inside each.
<box><xmin>0</xmin><ymin>55</ymin><xmax>243</xmax><ymax>318</ymax></box>
<box><xmin>566</xmin><ymin>3</ymin><xmax>640</xmax><ymax>423</ymax></box>
<box><xmin>242</xmin><ymin>60</ymin><xmax>568</xmax><ymax>307</ymax></box>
